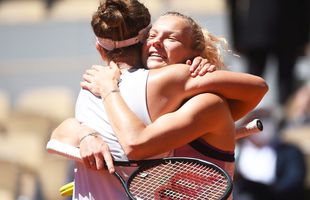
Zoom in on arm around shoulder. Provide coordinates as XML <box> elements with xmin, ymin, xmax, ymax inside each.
<box><xmin>185</xmin><ymin>70</ymin><xmax>269</xmax><ymax>120</ymax></box>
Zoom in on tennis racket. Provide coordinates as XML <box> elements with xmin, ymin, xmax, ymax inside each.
<box><xmin>47</xmin><ymin>139</ymin><xmax>232</xmax><ymax>200</ymax></box>
<box><xmin>47</xmin><ymin>119</ymin><xmax>262</xmax><ymax>199</ymax></box>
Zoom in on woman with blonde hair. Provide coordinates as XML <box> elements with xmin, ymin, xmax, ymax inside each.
<box><xmin>50</xmin><ymin>0</ymin><xmax>268</xmax><ymax>199</ymax></box>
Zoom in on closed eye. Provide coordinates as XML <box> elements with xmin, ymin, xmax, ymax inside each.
<box><xmin>147</xmin><ymin>34</ymin><xmax>156</xmax><ymax>40</ymax></box>
<box><xmin>168</xmin><ymin>37</ymin><xmax>177</xmax><ymax>41</ymax></box>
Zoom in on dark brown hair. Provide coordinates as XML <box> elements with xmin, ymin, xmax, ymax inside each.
<box><xmin>91</xmin><ymin>0</ymin><xmax>150</xmax><ymax>59</ymax></box>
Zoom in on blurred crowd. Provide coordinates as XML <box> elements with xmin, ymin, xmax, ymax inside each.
<box><xmin>227</xmin><ymin>0</ymin><xmax>310</xmax><ymax>199</ymax></box>
<box><xmin>0</xmin><ymin>0</ymin><xmax>309</xmax><ymax>199</ymax></box>
<box><xmin>0</xmin><ymin>87</ymin><xmax>75</xmax><ymax>200</ymax></box>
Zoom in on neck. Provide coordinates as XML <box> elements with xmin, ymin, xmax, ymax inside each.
<box><xmin>117</xmin><ymin>62</ymin><xmax>137</xmax><ymax>71</ymax></box>
<box><xmin>106</xmin><ymin>49</ymin><xmax>143</xmax><ymax>70</ymax></box>
<box><xmin>107</xmin><ymin>58</ymin><xmax>142</xmax><ymax>71</ymax></box>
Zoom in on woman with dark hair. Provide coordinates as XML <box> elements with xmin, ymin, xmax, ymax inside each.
<box><xmin>50</xmin><ymin>0</ymin><xmax>268</xmax><ymax>199</ymax></box>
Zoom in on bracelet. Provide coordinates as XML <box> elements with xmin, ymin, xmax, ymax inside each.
<box><xmin>102</xmin><ymin>89</ymin><xmax>120</xmax><ymax>101</ymax></box>
<box><xmin>79</xmin><ymin>132</ymin><xmax>100</xmax><ymax>143</ymax></box>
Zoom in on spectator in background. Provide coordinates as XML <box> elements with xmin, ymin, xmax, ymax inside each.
<box><xmin>226</xmin><ymin>0</ymin><xmax>310</xmax><ymax>105</ymax></box>
<box><xmin>44</xmin><ymin>0</ymin><xmax>56</xmax><ymax>14</ymax></box>
<box><xmin>284</xmin><ymin>81</ymin><xmax>310</xmax><ymax>127</ymax></box>
<box><xmin>234</xmin><ymin>108</ymin><xmax>307</xmax><ymax>200</ymax></box>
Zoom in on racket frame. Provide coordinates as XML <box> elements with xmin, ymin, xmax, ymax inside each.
<box><xmin>115</xmin><ymin>157</ymin><xmax>233</xmax><ymax>200</ymax></box>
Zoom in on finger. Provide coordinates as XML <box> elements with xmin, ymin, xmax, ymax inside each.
<box><xmin>192</xmin><ymin>63</ymin><xmax>203</xmax><ymax>76</ymax></box>
<box><xmin>82</xmin><ymin>157</ymin><xmax>91</xmax><ymax>169</ymax></box>
<box><xmin>196</xmin><ymin>62</ymin><xmax>210</xmax><ymax>76</ymax></box>
<box><xmin>91</xmin><ymin>65</ymin><xmax>103</xmax><ymax>71</ymax></box>
<box><xmin>190</xmin><ymin>72</ymin><xmax>198</xmax><ymax>78</ymax></box>
<box><xmin>186</xmin><ymin>60</ymin><xmax>192</xmax><ymax>66</ymax></box>
<box><xmin>83</xmin><ymin>74</ymin><xmax>93</xmax><ymax>83</ymax></box>
<box><xmin>198</xmin><ymin>67</ymin><xmax>209</xmax><ymax>76</ymax></box>
<box><xmin>207</xmin><ymin>65</ymin><xmax>217</xmax><ymax>72</ymax></box>
<box><xmin>192</xmin><ymin>56</ymin><xmax>204</xmax><ymax>64</ymax></box>
<box><xmin>94</xmin><ymin>153</ymin><xmax>104</xmax><ymax>170</ymax></box>
<box><xmin>80</xmin><ymin>81</ymin><xmax>92</xmax><ymax>90</ymax></box>
<box><xmin>83</xmin><ymin>159</ymin><xmax>91</xmax><ymax>169</ymax></box>
<box><xmin>190</xmin><ymin>57</ymin><xmax>202</xmax><ymax>72</ymax></box>
<box><xmin>110</xmin><ymin>62</ymin><xmax>122</xmax><ymax>78</ymax></box>
<box><xmin>85</xmin><ymin>69</ymin><xmax>96</xmax><ymax>76</ymax></box>
<box><xmin>88</xmin><ymin>156</ymin><xmax>97</xmax><ymax>170</ymax></box>
<box><xmin>110</xmin><ymin>62</ymin><xmax>122</xmax><ymax>76</ymax></box>
<box><xmin>103</xmin><ymin>151</ymin><xmax>115</xmax><ymax>174</ymax></box>
<box><xmin>198</xmin><ymin>62</ymin><xmax>210</xmax><ymax>72</ymax></box>
<box><xmin>110</xmin><ymin>61</ymin><xmax>119</xmax><ymax>69</ymax></box>
<box><xmin>101</xmin><ymin>144</ymin><xmax>115</xmax><ymax>173</ymax></box>
<box><xmin>91</xmin><ymin>65</ymin><xmax>98</xmax><ymax>70</ymax></box>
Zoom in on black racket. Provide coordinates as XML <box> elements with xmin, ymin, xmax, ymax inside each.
<box><xmin>47</xmin><ymin>140</ymin><xmax>232</xmax><ymax>200</ymax></box>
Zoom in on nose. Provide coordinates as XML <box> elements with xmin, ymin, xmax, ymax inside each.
<box><xmin>148</xmin><ymin>37</ymin><xmax>163</xmax><ymax>48</ymax></box>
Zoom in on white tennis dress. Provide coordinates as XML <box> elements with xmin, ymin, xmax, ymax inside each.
<box><xmin>74</xmin><ymin>68</ymin><xmax>172</xmax><ymax>200</ymax></box>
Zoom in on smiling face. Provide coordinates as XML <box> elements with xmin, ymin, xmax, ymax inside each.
<box><xmin>142</xmin><ymin>15</ymin><xmax>199</xmax><ymax>69</ymax></box>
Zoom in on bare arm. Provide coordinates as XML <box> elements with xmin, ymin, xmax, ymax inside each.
<box><xmin>49</xmin><ymin>89</ymin><xmax>118</xmax><ymax>172</ymax></box>
<box><xmin>190</xmin><ymin>70</ymin><xmax>268</xmax><ymax>120</ymax></box>
<box><xmin>83</xmin><ymin>63</ymin><xmax>268</xmax><ymax>121</ymax></box>
<box><xmin>103</xmin><ymin>92</ymin><xmax>233</xmax><ymax>159</ymax></box>
<box><xmin>154</xmin><ymin>63</ymin><xmax>268</xmax><ymax>121</ymax></box>
<box><xmin>81</xmin><ymin>63</ymin><xmax>268</xmax><ymax>159</ymax></box>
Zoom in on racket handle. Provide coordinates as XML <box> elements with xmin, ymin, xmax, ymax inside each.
<box><xmin>235</xmin><ymin>119</ymin><xmax>263</xmax><ymax>140</ymax></box>
<box><xmin>46</xmin><ymin>140</ymin><xmax>135</xmax><ymax>166</ymax></box>
<box><xmin>46</xmin><ymin>139</ymin><xmax>83</xmax><ymax>162</ymax></box>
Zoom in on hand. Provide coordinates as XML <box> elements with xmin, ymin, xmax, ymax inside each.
<box><xmin>186</xmin><ymin>56</ymin><xmax>217</xmax><ymax>77</ymax></box>
<box><xmin>79</xmin><ymin>127</ymin><xmax>115</xmax><ymax>173</ymax></box>
<box><xmin>80</xmin><ymin>61</ymin><xmax>121</xmax><ymax>97</ymax></box>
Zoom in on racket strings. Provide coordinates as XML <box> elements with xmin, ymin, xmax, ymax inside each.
<box><xmin>128</xmin><ymin>161</ymin><xmax>229</xmax><ymax>200</ymax></box>
<box><xmin>188</xmin><ymin>163</ymin><xmax>228</xmax><ymax>199</ymax></box>
<box><xmin>198</xmin><ymin>168</ymin><xmax>229</xmax><ymax>199</ymax></box>
<box><xmin>130</xmin><ymin>161</ymin><xmax>176</xmax><ymax>199</ymax></box>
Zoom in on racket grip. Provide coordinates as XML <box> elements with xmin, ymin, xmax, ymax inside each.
<box><xmin>235</xmin><ymin>119</ymin><xmax>263</xmax><ymax>140</ymax></box>
<box><xmin>46</xmin><ymin>139</ymin><xmax>83</xmax><ymax>162</ymax></box>
<box><xmin>46</xmin><ymin>139</ymin><xmax>128</xmax><ymax>165</ymax></box>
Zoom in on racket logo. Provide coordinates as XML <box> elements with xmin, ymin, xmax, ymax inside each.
<box><xmin>154</xmin><ymin>172</ymin><xmax>216</xmax><ymax>199</ymax></box>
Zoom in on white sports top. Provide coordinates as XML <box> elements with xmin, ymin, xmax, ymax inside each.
<box><xmin>74</xmin><ymin>68</ymin><xmax>173</xmax><ymax>200</ymax></box>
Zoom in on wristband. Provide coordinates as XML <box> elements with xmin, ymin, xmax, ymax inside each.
<box><xmin>79</xmin><ymin>132</ymin><xmax>100</xmax><ymax>143</ymax></box>
<box><xmin>103</xmin><ymin>89</ymin><xmax>120</xmax><ymax>101</ymax></box>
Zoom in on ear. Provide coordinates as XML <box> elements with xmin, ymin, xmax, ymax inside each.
<box><xmin>96</xmin><ymin>43</ymin><xmax>108</xmax><ymax>61</ymax></box>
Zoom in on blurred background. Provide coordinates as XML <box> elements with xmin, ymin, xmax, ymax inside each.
<box><xmin>0</xmin><ymin>0</ymin><xmax>309</xmax><ymax>199</ymax></box>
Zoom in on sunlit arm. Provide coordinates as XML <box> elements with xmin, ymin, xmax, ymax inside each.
<box><xmin>185</xmin><ymin>69</ymin><xmax>269</xmax><ymax>121</ymax></box>
<box><xmin>100</xmin><ymin>64</ymin><xmax>268</xmax><ymax>159</ymax></box>
<box><xmin>103</xmin><ymin>93</ymin><xmax>234</xmax><ymax>159</ymax></box>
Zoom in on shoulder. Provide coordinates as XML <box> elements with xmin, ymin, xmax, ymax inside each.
<box><xmin>77</xmin><ymin>89</ymin><xmax>99</xmax><ymax>100</ymax></box>
<box><xmin>148</xmin><ymin>64</ymin><xmax>190</xmax><ymax>82</ymax></box>
<box><xmin>146</xmin><ymin>64</ymin><xmax>192</xmax><ymax>107</ymax></box>
<box><xmin>76</xmin><ymin>89</ymin><xmax>101</xmax><ymax>110</ymax></box>
<box><xmin>125</xmin><ymin>68</ymin><xmax>149</xmax><ymax>79</ymax></box>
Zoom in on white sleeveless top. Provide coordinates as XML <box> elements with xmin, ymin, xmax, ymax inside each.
<box><xmin>74</xmin><ymin>68</ymin><xmax>173</xmax><ymax>200</ymax></box>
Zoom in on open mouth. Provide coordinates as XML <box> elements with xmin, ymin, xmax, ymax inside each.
<box><xmin>149</xmin><ymin>51</ymin><xmax>167</xmax><ymax>60</ymax></box>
